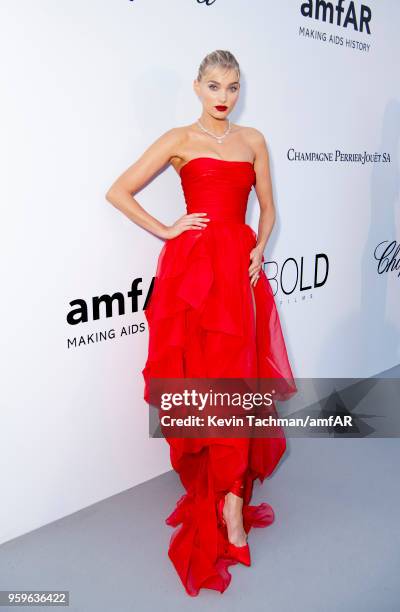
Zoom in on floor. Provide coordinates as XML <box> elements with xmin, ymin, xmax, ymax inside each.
<box><xmin>1</xmin><ymin>371</ymin><xmax>399</xmax><ymax>611</ymax></box>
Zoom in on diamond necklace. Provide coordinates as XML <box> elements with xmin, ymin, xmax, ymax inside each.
<box><xmin>197</xmin><ymin>118</ymin><xmax>231</xmax><ymax>144</ymax></box>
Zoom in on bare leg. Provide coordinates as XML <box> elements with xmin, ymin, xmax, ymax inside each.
<box><xmin>223</xmin><ymin>491</ymin><xmax>247</xmax><ymax>546</ymax></box>
<box><xmin>224</xmin><ymin>282</ymin><xmax>257</xmax><ymax>546</ymax></box>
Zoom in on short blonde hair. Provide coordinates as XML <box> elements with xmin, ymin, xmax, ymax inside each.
<box><xmin>197</xmin><ymin>49</ymin><xmax>240</xmax><ymax>82</ymax></box>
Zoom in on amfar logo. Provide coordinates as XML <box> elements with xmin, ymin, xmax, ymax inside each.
<box><xmin>265</xmin><ymin>253</ymin><xmax>329</xmax><ymax>296</ymax></box>
<box><xmin>66</xmin><ymin>278</ymin><xmax>150</xmax><ymax>325</ymax></box>
<box><xmin>300</xmin><ymin>0</ymin><xmax>372</xmax><ymax>33</ymax></box>
<box><xmin>374</xmin><ymin>240</ymin><xmax>400</xmax><ymax>277</ymax></box>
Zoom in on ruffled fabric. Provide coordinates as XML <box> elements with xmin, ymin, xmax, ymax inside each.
<box><xmin>142</xmin><ymin>157</ymin><xmax>297</xmax><ymax>596</ymax></box>
<box><xmin>164</xmin><ymin>445</ymin><xmax>277</xmax><ymax>596</ymax></box>
<box><xmin>142</xmin><ymin>221</ymin><xmax>296</xmax><ymax>399</ymax></box>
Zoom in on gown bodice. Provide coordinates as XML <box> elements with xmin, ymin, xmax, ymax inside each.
<box><xmin>179</xmin><ymin>157</ymin><xmax>256</xmax><ymax>224</ymax></box>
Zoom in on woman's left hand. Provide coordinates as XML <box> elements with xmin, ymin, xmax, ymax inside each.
<box><xmin>249</xmin><ymin>246</ymin><xmax>263</xmax><ymax>286</ymax></box>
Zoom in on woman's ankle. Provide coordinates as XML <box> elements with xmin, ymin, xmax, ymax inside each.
<box><xmin>223</xmin><ymin>493</ymin><xmax>245</xmax><ymax>529</ymax></box>
<box><xmin>224</xmin><ymin>490</ymin><xmax>244</xmax><ymax>511</ymax></box>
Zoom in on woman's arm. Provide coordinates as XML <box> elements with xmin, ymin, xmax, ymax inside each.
<box><xmin>246</xmin><ymin>128</ymin><xmax>276</xmax><ymax>286</ymax></box>
<box><xmin>105</xmin><ymin>128</ymin><xmax>208</xmax><ymax>240</ymax></box>
<box><xmin>251</xmin><ymin>129</ymin><xmax>276</xmax><ymax>254</ymax></box>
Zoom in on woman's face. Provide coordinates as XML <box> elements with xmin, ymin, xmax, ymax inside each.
<box><xmin>194</xmin><ymin>67</ymin><xmax>240</xmax><ymax>119</ymax></box>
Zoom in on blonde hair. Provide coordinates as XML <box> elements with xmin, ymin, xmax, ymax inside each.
<box><xmin>197</xmin><ymin>49</ymin><xmax>240</xmax><ymax>82</ymax></box>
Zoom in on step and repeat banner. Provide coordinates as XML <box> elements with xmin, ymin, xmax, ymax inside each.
<box><xmin>1</xmin><ymin>0</ymin><xmax>399</xmax><ymax>543</ymax></box>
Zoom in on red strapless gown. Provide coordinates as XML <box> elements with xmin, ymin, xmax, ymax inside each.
<box><xmin>142</xmin><ymin>157</ymin><xmax>296</xmax><ymax>596</ymax></box>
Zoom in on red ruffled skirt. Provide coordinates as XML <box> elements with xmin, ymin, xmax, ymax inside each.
<box><xmin>142</xmin><ymin>220</ymin><xmax>296</xmax><ymax>596</ymax></box>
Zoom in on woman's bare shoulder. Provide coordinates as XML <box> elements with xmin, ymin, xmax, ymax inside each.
<box><xmin>240</xmin><ymin>125</ymin><xmax>268</xmax><ymax>143</ymax></box>
<box><xmin>158</xmin><ymin>124</ymin><xmax>197</xmax><ymax>149</ymax></box>
<box><xmin>166</xmin><ymin>123</ymin><xmax>198</xmax><ymax>136</ymax></box>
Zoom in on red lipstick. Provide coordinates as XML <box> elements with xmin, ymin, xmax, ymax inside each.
<box><xmin>215</xmin><ymin>105</ymin><xmax>227</xmax><ymax>111</ymax></box>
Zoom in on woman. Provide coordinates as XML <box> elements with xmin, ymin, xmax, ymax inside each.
<box><xmin>106</xmin><ymin>49</ymin><xmax>296</xmax><ymax>596</ymax></box>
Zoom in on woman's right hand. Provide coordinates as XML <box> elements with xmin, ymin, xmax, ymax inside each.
<box><xmin>162</xmin><ymin>213</ymin><xmax>210</xmax><ymax>240</ymax></box>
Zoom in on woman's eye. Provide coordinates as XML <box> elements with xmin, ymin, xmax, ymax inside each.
<box><xmin>209</xmin><ymin>85</ymin><xmax>238</xmax><ymax>92</ymax></box>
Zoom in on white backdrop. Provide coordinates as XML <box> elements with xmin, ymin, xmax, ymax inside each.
<box><xmin>1</xmin><ymin>0</ymin><xmax>399</xmax><ymax>544</ymax></box>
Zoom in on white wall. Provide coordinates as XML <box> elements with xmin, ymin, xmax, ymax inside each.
<box><xmin>1</xmin><ymin>0</ymin><xmax>399</xmax><ymax>543</ymax></box>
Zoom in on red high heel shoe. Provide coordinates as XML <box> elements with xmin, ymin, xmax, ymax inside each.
<box><xmin>216</xmin><ymin>479</ymin><xmax>251</xmax><ymax>567</ymax></box>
